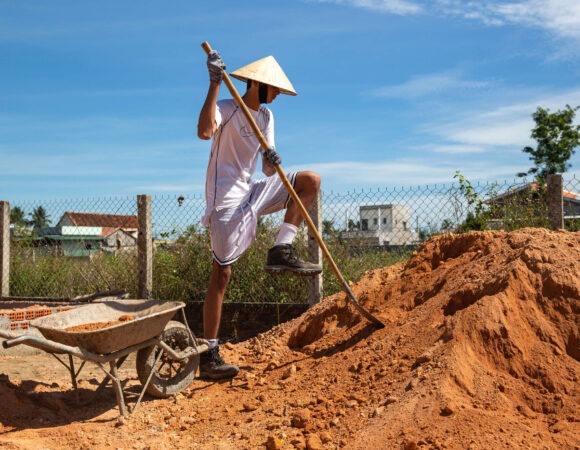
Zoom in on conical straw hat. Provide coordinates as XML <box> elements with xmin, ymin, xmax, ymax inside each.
<box><xmin>230</xmin><ymin>55</ymin><xmax>297</xmax><ymax>96</ymax></box>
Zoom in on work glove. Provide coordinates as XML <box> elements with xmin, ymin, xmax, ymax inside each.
<box><xmin>207</xmin><ymin>50</ymin><xmax>226</xmax><ymax>84</ymax></box>
<box><xmin>263</xmin><ymin>147</ymin><xmax>282</xmax><ymax>166</ymax></box>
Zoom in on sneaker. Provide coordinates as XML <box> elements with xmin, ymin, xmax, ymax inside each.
<box><xmin>199</xmin><ymin>346</ymin><xmax>239</xmax><ymax>380</ymax></box>
<box><xmin>264</xmin><ymin>244</ymin><xmax>322</xmax><ymax>276</ymax></box>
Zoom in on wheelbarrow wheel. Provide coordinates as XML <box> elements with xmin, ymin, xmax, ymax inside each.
<box><xmin>136</xmin><ymin>320</ymin><xmax>198</xmax><ymax>398</ymax></box>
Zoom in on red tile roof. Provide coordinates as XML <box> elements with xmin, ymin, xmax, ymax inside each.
<box><xmin>64</xmin><ymin>212</ymin><xmax>138</xmax><ymax>229</ymax></box>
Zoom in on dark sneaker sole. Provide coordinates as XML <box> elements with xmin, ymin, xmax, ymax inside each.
<box><xmin>199</xmin><ymin>368</ymin><xmax>240</xmax><ymax>380</ymax></box>
<box><xmin>264</xmin><ymin>265</ymin><xmax>322</xmax><ymax>277</ymax></box>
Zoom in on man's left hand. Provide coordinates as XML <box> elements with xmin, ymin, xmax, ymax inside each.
<box><xmin>263</xmin><ymin>148</ymin><xmax>282</xmax><ymax>166</ymax></box>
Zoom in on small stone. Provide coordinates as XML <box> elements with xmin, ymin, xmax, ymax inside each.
<box><xmin>306</xmin><ymin>433</ymin><xmax>323</xmax><ymax>450</ymax></box>
<box><xmin>441</xmin><ymin>402</ymin><xmax>456</xmax><ymax>416</ymax></box>
<box><xmin>282</xmin><ymin>365</ymin><xmax>297</xmax><ymax>380</ymax></box>
<box><xmin>265</xmin><ymin>435</ymin><xmax>283</xmax><ymax>450</ymax></box>
<box><xmin>243</xmin><ymin>400</ymin><xmax>260</xmax><ymax>412</ymax></box>
<box><xmin>349</xmin><ymin>362</ymin><xmax>362</xmax><ymax>373</ymax></box>
<box><xmin>372</xmin><ymin>406</ymin><xmax>385</xmax><ymax>417</ymax></box>
<box><xmin>405</xmin><ymin>379</ymin><xmax>418</xmax><ymax>391</ymax></box>
<box><xmin>115</xmin><ymin>416</ymin><xmax>127</xmax><ymax>427</ymax></box>
<box><xmin>550</xmin><ymin>421</ymin><xmax>568</xmax><ymax>433</ymax></box>
<box><xmin>516</xmin><ymin>404</ymin><xmax>537</xmax><ymax>419</ymax></box>
<box><xmin>302</xmin><ymin>344</ymin><xmax>316</xmax><ymax>355</ymax></box>
<box><xmin>244</xmin><ymin>372</ymin><xmax>256</xmax><ymax>380</ymax></box>
<box><xmin>404</xmin><ymin>440</ymin><xmax>418</xmax><ymax>450</ymax></box>
<box><xmin>348</xmin><ymin>393</ymin><xmax>368</xmax><ymax>404</ymax></box>
<box><xmin>316</xmin><ymin>396</ymin><xmax>328</xmax><ymax>405</ymax></box>
<box><xmin>319</xmin><ymin>431</ymin><xmax>333</xmax><ymax>444</ymax></box>
<box><xmin>291</xmin><ymin>409</ymin><xmax>311</xmax><ymax>428</ymax></box>
<box><xmin>415</xmin><ymin>351</ymin><xmax>432</xmax><ymax>365</ymax></box>
<box><xmin>291</xmin><ymin>435</ymin><xmax>306</xmax><ymax>449</ymax></box>
<box><xmin>383</xmin><ymin>395</ymin><xmax>399</xmax><ymax>405</ymax></box>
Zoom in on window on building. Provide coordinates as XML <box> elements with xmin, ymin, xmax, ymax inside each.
<box><xmin>361</xmin><ymin>219</ymin><xmax>368</xmax><ymax>231</ymax></box>
<box><xmin>373</xmin><ymin>218</ymin><xmax>378</xmax><ymax>226</ymax></box>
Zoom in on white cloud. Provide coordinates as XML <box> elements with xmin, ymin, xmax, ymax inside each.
<box><xmin>435</xmin><ymin>118</ymin><xmax>533</xmax><ymax>147</ymax></box>
<box><xmin>426</xmin><ymin>87</ymin><xmax>580</xmax><ymax>150</ymax></box>
<box><xmin>307</xmin><ymin>0</ymin><xmax>422</xmax><ymax>15</ymax></box>
<box><xmin>368</xmin><ymin>71</ymin><xmax>491</xmax><ymax>98</ymax></box>
<box><xmin>282</xmin><ymin>157</ymin><xmax>535</xmax><ymax>191</ymax></box>
<box><xmin>429</xmin><ymin>144</ymin><xmax>488</xmax><ymax>154</ymax></box>
<box><xmin>311</xmin><ymin>0</ymin><xmax>580</xmax><ymax>43</ymax></box>
<box><xmin>435</xmin><ymin>0</ymin><xmax>580</xmax><ymax>40</ymax></box>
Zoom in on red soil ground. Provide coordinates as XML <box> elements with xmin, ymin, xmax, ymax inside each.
<box><xmin>0</xmin><ymin>228</ymin><xmax>578</xmax><ymax>449</ymax></box>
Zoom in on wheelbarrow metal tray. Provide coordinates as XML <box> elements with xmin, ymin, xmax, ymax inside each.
<box><xmin>30</xmin><ymin>299</ymin><xmax>185</xmax><ymax>354</ymax></box>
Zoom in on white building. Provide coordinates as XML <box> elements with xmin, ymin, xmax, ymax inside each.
<box><xmin>341</xmin><ymin>204</ymin><xmax>419</xmax><ymax>246</ymax></box>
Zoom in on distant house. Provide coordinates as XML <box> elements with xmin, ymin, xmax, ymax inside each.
<box><xmin>488</xmin><ymin>182</ymin><xmax>580</xmax><ymax>226</ymax></box>
<box><xmin>39</xmin><ymin>212</ymin><xmax>138</xmax><ymax>257</ymax></box>
<box><xmin>340</xmin><ymin>204</ymin><xmax>419</xmax><ymax>246</ymax></box>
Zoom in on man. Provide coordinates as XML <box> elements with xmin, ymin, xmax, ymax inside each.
<box><xmin>196</xmin><ymin>50</ymin><xmax>322</xmax><ymax>379</ymax></box>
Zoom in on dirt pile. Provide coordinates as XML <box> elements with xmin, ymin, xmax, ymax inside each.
<box><xmin>0</xmin><ymin>228</ymin><xmax>578</xmax><ymax>449</ymax></box>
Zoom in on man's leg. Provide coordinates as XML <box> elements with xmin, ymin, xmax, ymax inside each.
<box><xmin>265</xmin><ymin>171</ymin><xmax>323</xmax><ymax>276</ymax></box>
<box><xmin>283</xmin><ymin>170</ymin><xmax>321</xmax><ymax>227</ymax></box>
<box><xmin>203</xmin><ymin>260</ymin><xmax>231</xmax><ymax>339</ymax></box>
<box><xmin>200</xmin><ymin>260</ymin><xmax>239</xmax><ymax>380</ymax></box>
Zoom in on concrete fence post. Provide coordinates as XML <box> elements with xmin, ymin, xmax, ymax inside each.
<box><xmin>0</xmin><ymin>201</ymin><xmax>9</xmax><ymax>297</ymax></box>
<box><xmin>307</xmin><ymin>191</ymin><xmax>323</xmax><ymax>306</ymax></box>
<box><xmin>547</xmin><ymin>174</ymin><xmax>564</xmax><ymax>230</ymax></box>
<box><xmin>137</xmin><ymin>195</ymin><xmax>153</xmax><ymax>299</ymax></box>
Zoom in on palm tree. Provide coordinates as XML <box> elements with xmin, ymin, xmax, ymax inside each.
<box><xmin>29</xmin><ymin>206</ymin><xmax>51</xmax><ymax>230</ymax></box>
<box><xmin>322</xmin><ymin>220</ymin><xmax>337</xmax><ymax>238</ymax></box>
<box><xmin>10</xmin><ymin>206</ymin><xmax>27</xmax><ymax>227</ymax></box>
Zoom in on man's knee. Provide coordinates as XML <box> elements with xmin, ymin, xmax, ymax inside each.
<box><xmin>212</xmin><ymin>262</ymin><xmax>232</xmax><ymax>287</ymax></box>
<box><xmin>296</xmin><ymin>170</ymin><xmax>321</xmax><ymax>193</ymax></box>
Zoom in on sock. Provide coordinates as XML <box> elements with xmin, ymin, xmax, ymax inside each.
<box><xmin>206</xmin><ymin>338</ymin><xmax>218</xmax><ymax>349</ymax></box>
<box><xmin>275</xmin><ymin>223</ymin><xmax>298</xmax><ymax>246</ymax></box>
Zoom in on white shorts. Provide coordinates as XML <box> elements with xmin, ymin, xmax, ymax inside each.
<box><xmin>207</xmin><ymin>172</ymin><xmax>297</xmax><ymax>265</ymax></box>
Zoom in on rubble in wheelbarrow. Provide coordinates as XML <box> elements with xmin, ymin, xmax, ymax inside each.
<box><xmin>0</xmin><ymin>228</ymin><xmax>579</xmax><ymax>450</ymax></box>
<box><xmin>65</xmin><ymin>314</ymin><xmax>134</xmax><ymax>332</ymax></box>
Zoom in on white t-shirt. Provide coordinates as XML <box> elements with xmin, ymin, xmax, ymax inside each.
<box><xmin>202</xmin><ymin>99</ymin><xmax>275</xmax><ymax>226</ymax></box>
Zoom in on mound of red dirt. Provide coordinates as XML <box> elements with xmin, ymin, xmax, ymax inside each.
<box><xmin>0</xmin><ymin>228</ymin><xmax>578</xmax><ymax>449</ymax></box>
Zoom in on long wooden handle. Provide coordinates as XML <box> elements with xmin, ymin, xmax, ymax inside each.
<box><xmin>201</xmin><ymin>42</ymin><xmax>384</xmax><ymax>328</ymax></box>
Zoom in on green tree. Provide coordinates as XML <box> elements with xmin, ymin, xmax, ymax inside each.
<box><xmin>518</xmin><ymin>104</ymin><xmax>580</xmax><ymax>181</ymax></box>
<box><xmin>453</xmin><ymin>171</ymin><xmax>491</xmax><ymax>232</ymax></box>
<box><xmin>10</xmin><ymin>206</ymin><xmax>27</xmax><ymax>227</ymax></box>
<box><xmin>322</xmin><ymin>220</ymin><xmax>337</xmax><ymax>238</ymax></box>
<box><xmin>29</xmin><ymin>206</ymin><xmax>51</xmax><ymax>230</ymax></box>
<box><xmin>440</xmin><ymin>218</ymin><xmax>455</xmax><ymax>231</ymax></box>
<box><xmin>347</xmin><ymin>219</ymin><xmax>359</xmax><ymax>231</ymax></box>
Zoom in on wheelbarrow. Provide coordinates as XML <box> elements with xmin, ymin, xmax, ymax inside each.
<box><xmin>0</xmin><ymin>299</ymin><xmax>209</xmax><ymax>416</ymax></box>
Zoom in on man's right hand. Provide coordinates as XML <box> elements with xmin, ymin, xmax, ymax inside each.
<box><xmin>207</xmin><ymin>50</ymin><xmax>226</xmax><ymax>84</ymax></box>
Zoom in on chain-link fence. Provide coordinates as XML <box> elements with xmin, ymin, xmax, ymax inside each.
<box><xmin>2</xmin><ymin>174</ymin><xmax>579</xmax><ymax>303</ymax></box>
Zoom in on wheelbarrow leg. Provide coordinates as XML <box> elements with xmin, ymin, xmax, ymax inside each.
<box><xmin>68</xmin><ymin>354</ymin><xmax>79</xmax><ymax>403</ymax></box>
<box><xmin>108</xmin><ymin>361</ymin><xmax>127</xmax><ymax>416</ymax></box>
<box><xmin>89</xmin><ymin>355</ymin><xmax>129</xmax><ymax>403</ymax></box>
<box><xmin>133</xmin><ymin>344</ymin><xmax>166</xmax><ymax>412</ymax></box>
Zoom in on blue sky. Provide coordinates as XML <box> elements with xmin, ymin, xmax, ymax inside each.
<box><xmin>1</xmin><ymin>0</ymin><xmax>579</xmax><ymax>203</ymax></box>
